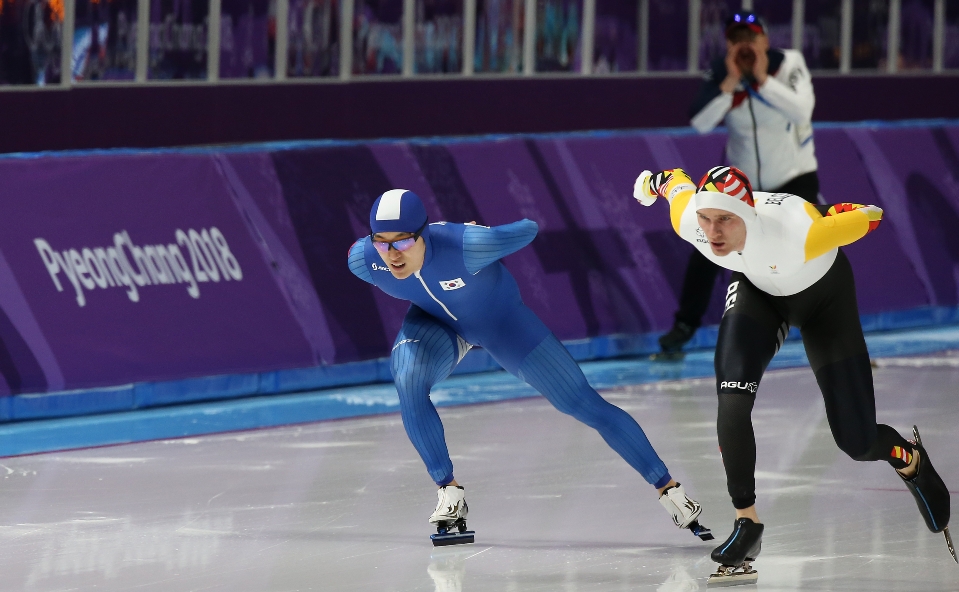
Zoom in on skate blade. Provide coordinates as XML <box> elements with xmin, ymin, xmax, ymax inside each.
<box><xmin>945</xmin><ymin>527</ymin><xmax>957</xmax><ymax>563</ymax></box>
<box><xmin>431</xmin><ymin>530</ymin><xmax>475</xmax><ymax>547</ymax></box>
<box><xmin>649</xmin><ymin>351</ymin><xmax>685</xmax><ymax>362</ymax></box>
<box><xmin>706</xmin><ymin>569</ymin><xmax>758</xmax><ymax>587</ymax></box>
<box><xmin>689</xmin><ymin>520</ymin><xmax>715</xmax><ymax>541</ymax></box>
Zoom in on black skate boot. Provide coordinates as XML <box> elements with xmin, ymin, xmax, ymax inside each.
<box><xmin>899</xmin><ymin>426</ymin><xmax>955</xmax><ymax>562</ymax></box>
<box><xmin>650</xmin><ymin>321</ymin><xmax>695</xmax><ymax>361</ymax></box>
<box><xmin>707</xmin><ymin>518</ymin><xmax>763</xmax><ymax>587</ymax></box>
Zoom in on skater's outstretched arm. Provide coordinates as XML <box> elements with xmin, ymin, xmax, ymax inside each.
<box><xmin>803</xmin><ymin>202</ymin><xmax>883</xmax><ymax>261</ymax></box>
<box><xmin>347</xmin><ymin>238</ymin><xmax>375</xmax><ymax>284</ymax></box>
<box><xmin>632</xmin><ymin>168</ymin><xmax>697</xmax><ymax>234</ymax></box>
<box><xmin>462</xmin><ymin>219</ymin><xmax>538</xmax><ymax>275</ymax></box>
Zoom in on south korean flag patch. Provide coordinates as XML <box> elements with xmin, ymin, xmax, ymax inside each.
<box><xmin>440</xmin><ymin>278</ymin><xmax>466</xmax><ymax>291</ymax></box>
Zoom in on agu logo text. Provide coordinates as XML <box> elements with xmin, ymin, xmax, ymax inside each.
<box><xmin>720</xmin><ymin>381</ymin><xmax>758</xmax><ymax>393</ymax></box>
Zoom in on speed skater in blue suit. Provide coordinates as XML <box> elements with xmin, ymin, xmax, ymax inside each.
<box><xmin>348</xmin><ymin>189</ymin><xmax>712</xmax><ymax>544</ymax></box>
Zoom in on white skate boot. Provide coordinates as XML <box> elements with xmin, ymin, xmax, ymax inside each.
<box><xmin>429</xmin><ymin>486</ymin><xmax>474</xmax><ymax>547</ymax></box>
<box><xmin>659</xmin><ymin>483</ymin><xmax>714</xmax><ymax>540</ymax></box>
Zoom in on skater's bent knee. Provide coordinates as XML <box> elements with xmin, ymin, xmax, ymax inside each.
<box><xmin>394</xmin><ymin>375</ymin><xmax>427</xmax><ymax>397</ymax></box>
<box><xmin>550</xmin><ymin>396</ymin><xmax>595</xmax><ymax>422</ymax></box>
<box><xmin>548</xmin><ymin>392</ymin><xmax>613</xmax><ymax>428</ymax></box>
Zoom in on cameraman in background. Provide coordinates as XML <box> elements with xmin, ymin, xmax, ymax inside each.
<box><xmin>656</xmin><ymin>11</ymin><xmax>820</xmax><ymax>357</ymax></box>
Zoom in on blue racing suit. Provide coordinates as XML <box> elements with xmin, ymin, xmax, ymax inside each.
<box><xmin>349</xmin><ymin>220</ymin><xmax>670</xmax><ymax>488</ymax></box>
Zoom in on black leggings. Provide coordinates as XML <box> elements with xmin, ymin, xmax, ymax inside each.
<box><xmin>715</xmin><ymin>250</ymin><xmax>912</xmax><ymax>509</ymax></box>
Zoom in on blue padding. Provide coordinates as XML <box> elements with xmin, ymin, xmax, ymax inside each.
<box><xmin>270</xmin><ymin>359</ymin><xmax>394</xmax><ymax>393</ymax></box>
<box><xmin>134</xmin><ymin>374</ymin><xmax>260</xmax><ymax>408</ymax></box>
<box><xmin>3</xmin><ymin>304</ymin><xmax>959</xmax><ymax>426</ymax></box>
<box><xmin>6</xmin><ymin>385</ymin><xmax>135</xmax><ymax>421</ymax></box>
<box><xmin>0</xmin><ymin>387</ymin><xmax>402</xmax><ymax>457</ymax></box>
<box><xmin>3</xmin><ymin>321</ymin><xmax>959</xmax><ymax>457</ymax></box>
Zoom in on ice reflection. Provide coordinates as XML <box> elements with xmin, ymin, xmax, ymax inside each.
<box><xmin>22</xmin><ymin>512</ymin><xmax>232</xmax><ymax>586</ymax></box>
<box><xmin>427</xmin><ymin>546</ymin><xmax>471</xmax><ymax>592</ymax></box>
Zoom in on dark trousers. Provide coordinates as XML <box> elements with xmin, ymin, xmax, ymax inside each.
<box><xmin>714</xmin><ymin>251</ymin><xmax>911</xmax><ymax>508</ymax></box>
<box><xmin>673</xmin><ymin>171</ymin><xmax>820</xmax><ymax>328</ymax></box>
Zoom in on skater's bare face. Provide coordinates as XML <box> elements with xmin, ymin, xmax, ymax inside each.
<box><xmin>372</xmin><ymin>231</ymin><xmax>426</xmax><ymax>279</ymax></box>
<box><xmin>697</xmin><ymin>208</ymin><xmax>746</xmax><ymax>256</ymax></box>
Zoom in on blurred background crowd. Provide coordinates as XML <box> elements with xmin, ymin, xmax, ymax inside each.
<box><xmin>1</xmin><ymin>0</ymin><xmax>955</xmax><ymax>85</ymax></box>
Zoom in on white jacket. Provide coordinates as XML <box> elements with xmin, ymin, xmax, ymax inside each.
<box><xmin>689</xmin><ymin>49</ymin><xmax>817</xmax><ymax>191</ymax></box>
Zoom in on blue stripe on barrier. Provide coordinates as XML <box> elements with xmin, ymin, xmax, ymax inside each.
<box><xmin>2</xmin><ymin>307</ymin><xmax>959</xmax><ymax>457</ymax></box>
<box><xmin>10</xmin><ymin>385</ymin><xmax>135</xmax><ymax>420</ymax></box>
<box><xmin>4</xmin><ymin>304</ymin><xmax>959</xmax><ymax>424</ymax></box>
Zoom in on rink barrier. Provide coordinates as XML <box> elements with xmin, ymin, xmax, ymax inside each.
<box><xmin>1</xmin><ymin>320</ymin><xmax>958</xmax><ymax>458</ymax></box>
<box><xmin>2</xmin><ymin>303</ymin><xmax>958</xmax><ymax>424</ymax></box>
<box><xmin>4</xmin><ymin>119</ymin><xmax>959</xmax><ymax>422</ymax></box>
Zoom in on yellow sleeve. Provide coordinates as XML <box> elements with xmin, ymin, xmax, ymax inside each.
<box><xmin>803</xmin><ymin>202</ymin><xmax>878</xmax><ymax>261</ymax></box>
<box><xmin>660</xmin><ymin>169</ymin><xmax>697</xmax><ymax>234</ymax></box>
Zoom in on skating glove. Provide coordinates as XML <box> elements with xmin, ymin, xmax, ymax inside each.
<box><xmin>633</xmin><ymin>170</ymin><xmax>660</xmax><ymax>206</ymax></box>
<box><xmin>805</xmin><ymin>202</ymin><xmax>885</xmax><ymax>261</ymax></box>
<box><xmin>633</xmin><ymin>169</ymin><xmax>695</xmax><ymax>206</ymax></box>
<box><xmin>824</xmin><ymin>203</ymin><xmax>883</xmax><ymax>234</ymax></box>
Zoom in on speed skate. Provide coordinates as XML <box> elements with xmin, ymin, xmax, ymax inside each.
<box><xmin>429</xmin><ymin>485</ymin><xmax>474</xmax><ymax>547</ymax></box>
<box><xmin>430</xmin><ymin>520</ymin><xmax>475</xmax><ymax>547</ymax></box>
<box><xmin>707</xmin><ymin>518</ymin><xmax>764</xmax><ymax>587</ymax></box>
<box><xmin>707</xmin><ymin>561</ymin><xmax>758</xmax><ymax>587</ymax></box>
<box><xmin>901</xmin><ymin>426</ymin><xmax>956</xmax><ymax>563</ymax></box>
<box><xmin>944</xmin><ymin>527</ymin><xmax>957</xmax><ymax>563</ymax></box>
<box><xmin>688</xmin><ymin>520</ymin><xmax>714</xmax><ymax>541</ymax></box>
<box><xmin>659</xmin><ymin>482</ymin><xmax>714</xmax><ymax>541</ymax></box>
